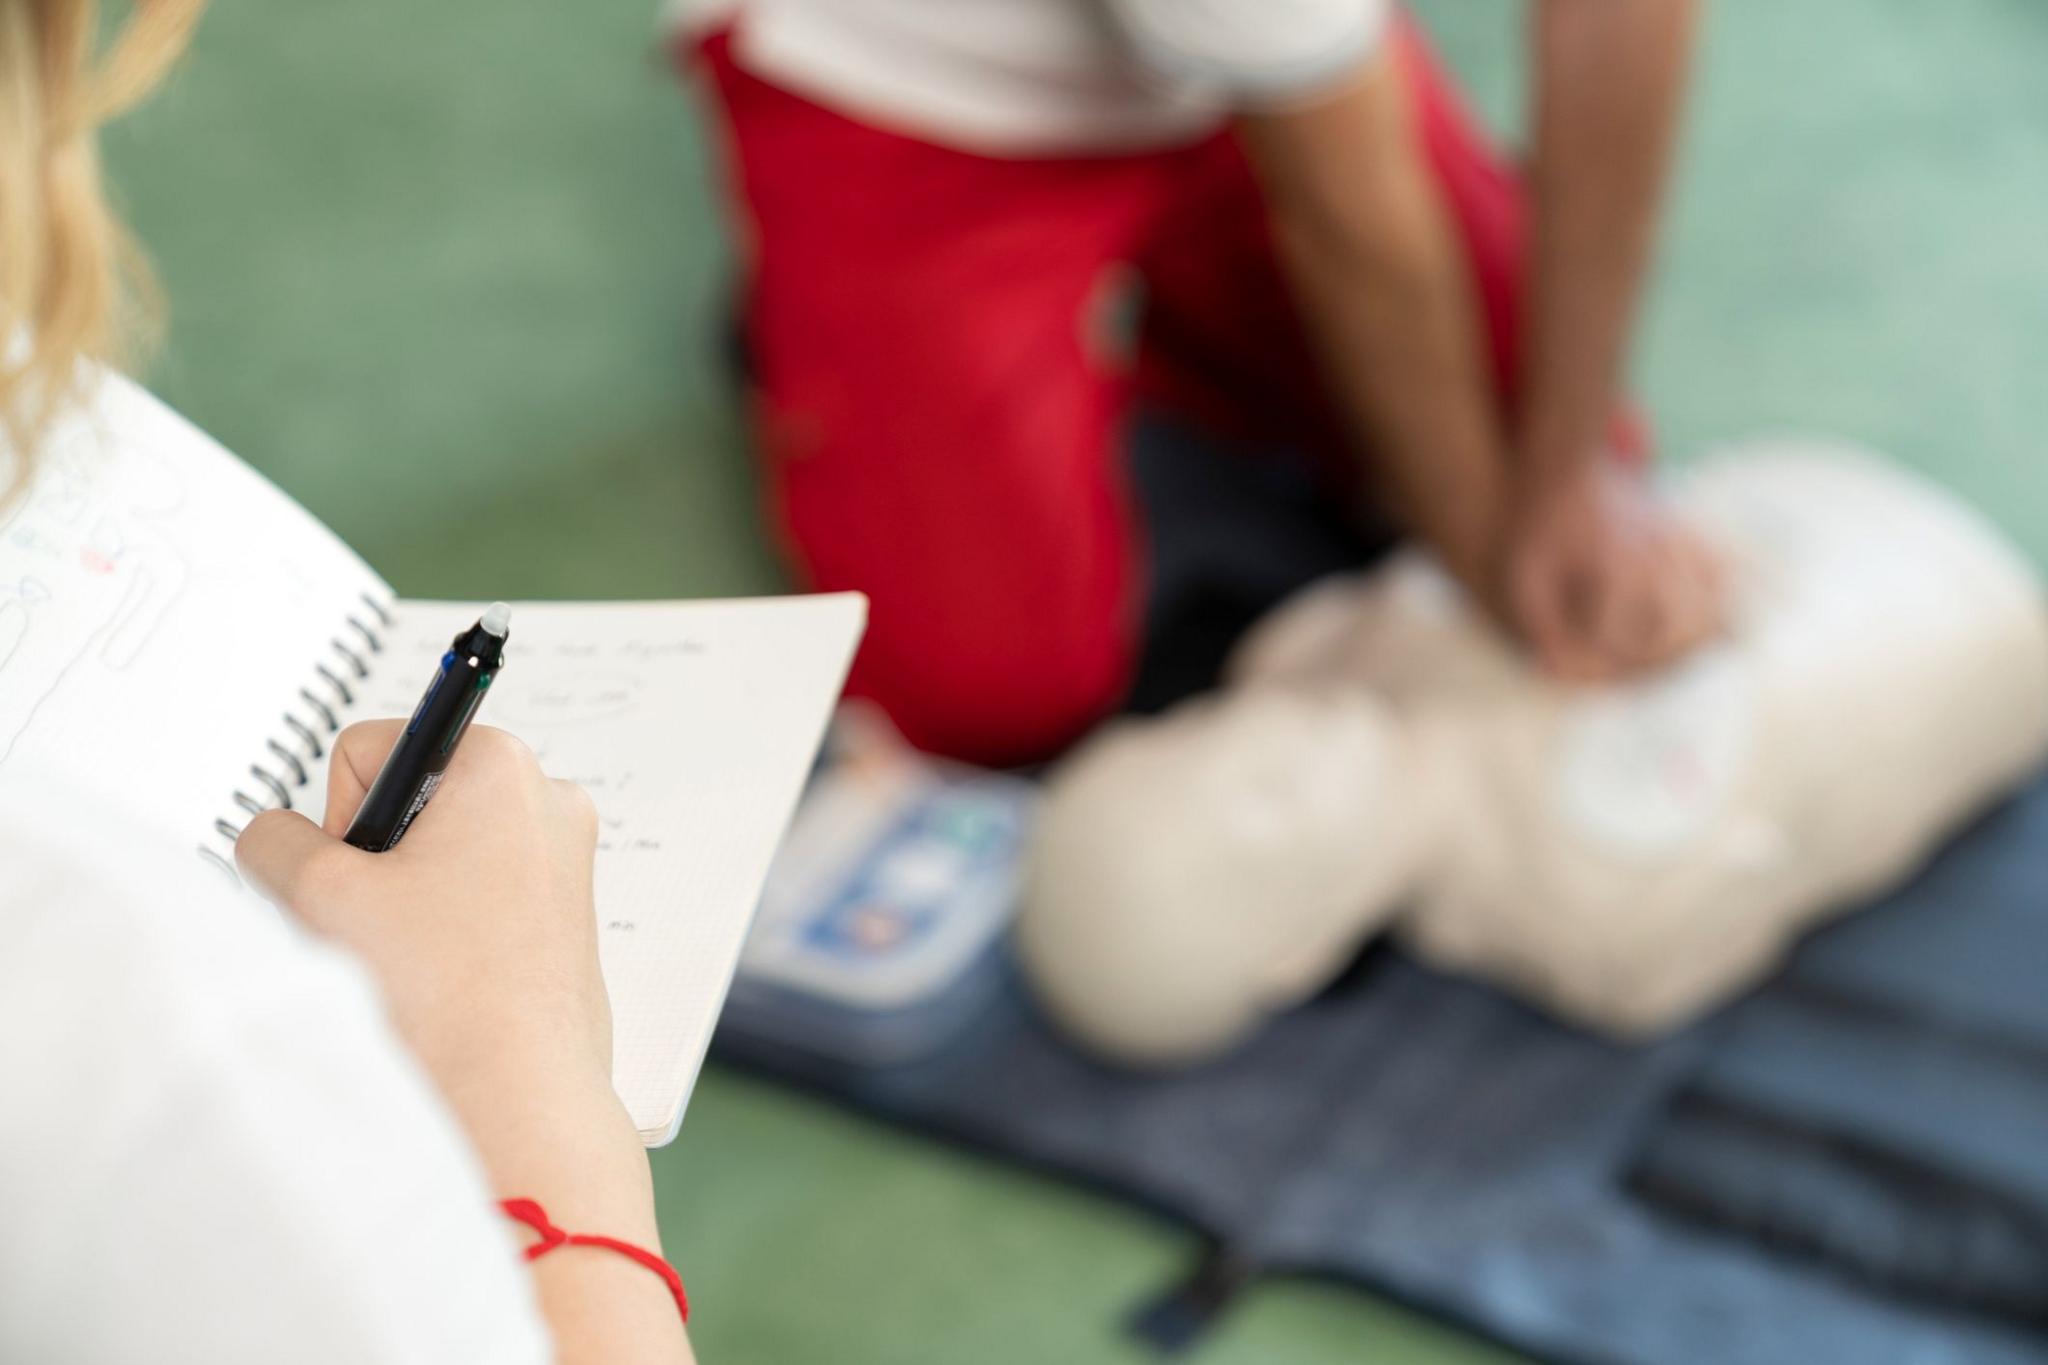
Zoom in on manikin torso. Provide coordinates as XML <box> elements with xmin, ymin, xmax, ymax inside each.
<box><xmin>1017</xmin><ymin>442</ymin><xmax>2048</xmax><ymax>1065</ymax></box>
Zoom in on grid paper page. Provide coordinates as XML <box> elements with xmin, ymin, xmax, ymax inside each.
<box><xmin>335</xmin><ymin>596</ymin><xmax>865</xmax><ymax>1144</ymax></box>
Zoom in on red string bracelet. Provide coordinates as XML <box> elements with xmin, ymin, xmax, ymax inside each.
<box><xmin>499</xmin><ymin>1197</ymin><xmax>689</xmax><ymax>1325</ymax></box>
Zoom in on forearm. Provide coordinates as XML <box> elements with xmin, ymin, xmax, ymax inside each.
<box><xmin>247</xmin><ymin>726</ymin><xmax>698</xmax><ymax>1362</ymax></box>
<box><xmin>1240</xmin><ymin>57</ymin><xmax>1510</xmax><ymax>596</ymax></box>
<box><xmin>446</xmin><ymin>1058</ymin><xmax>697</xmax><ymax>1365</ymax></box>
<box><xmin>1521</xmin><ymin>0</ymin><xmax>1699</xmax><ymax>486</ymax></box>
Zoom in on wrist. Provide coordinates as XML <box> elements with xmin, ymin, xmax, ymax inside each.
<box><xmin>414</xmin><ymin>997</ymin><xmax>613</xmax><ymax>1115</ymax></box>
<box><xmin>1515</xmin><ymin>383</ymin><xmax>1642</xmax><ymax>501</ymax></box>
<box><xmin>1407</xmin><ymin>472</ymin><xmax>1511</xmax><ymax>620</ymax></box>
<box><xmin>1513</xmin><ymin>433</ymin><xmax>1596</xmax><ymax>498</ymax></box>
<box><xmin>444</xmin><ymin>1055</ymin><xmax>658</xmax><ymax>1242</ymax></box>
<box><xmin>1510</xmin><ymin>450</ymin><xmax>1622</xmax><ymax>524</ymax></box>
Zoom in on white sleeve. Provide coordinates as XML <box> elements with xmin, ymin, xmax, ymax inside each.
<box><xmin>1105</xmin><ymin>0</ymin><xmax>1392</xmax><ymax>106</ymax></box>
<box><xmin>0</xmin><ymin>821</ymin><xmax>554</xmax><ymax>1365</ymax></box>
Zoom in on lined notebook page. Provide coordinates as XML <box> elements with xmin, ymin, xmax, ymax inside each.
<box><xmin>0</xmin><ymin>371</ymin><xmax>391</xmax><ymax>847</ymax></box>
<box><xmin>337</xmin><ymin>596</ymin><xmax>865</xmax><ymax>1144</ymax></box>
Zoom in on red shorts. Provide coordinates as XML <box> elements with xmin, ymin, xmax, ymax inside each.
<box><xmin>689</xmin><ymin>20</ymin><xmax>1635</xmax><ymax>766</ymax></box>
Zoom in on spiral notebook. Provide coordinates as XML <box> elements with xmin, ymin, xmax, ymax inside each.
<box><xmin>0</xmin><ymin>371</ymin><xmax>864</xmax><ymax>1145</ymax></box>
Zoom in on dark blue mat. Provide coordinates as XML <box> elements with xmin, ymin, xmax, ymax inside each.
<box><xmin>717</xmin><ymin>776</ymin><xmax>2048</xmax><ymax>1364</ymax></box>
<box><xmin>715</xmin><ymin>412</ymin><xmax>2048</xmax><ymax>1360</ymax></box>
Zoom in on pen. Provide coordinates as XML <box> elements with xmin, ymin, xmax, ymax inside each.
<box><xmin>344</xmin><ymin>602</ymin><xmax>512</xmax><ymax>852</ymax></box>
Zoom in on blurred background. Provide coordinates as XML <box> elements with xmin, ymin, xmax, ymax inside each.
<box><xmin>105</xmin><ymin>1</ymin><xmax>2048</xmax><ymax>1361</ymax></box>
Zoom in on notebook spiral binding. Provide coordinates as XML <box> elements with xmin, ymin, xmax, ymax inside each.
<box><xmin>196</xmin><ymin>592</ymin><xmax>395</xmax><ymax>878</ymax></box>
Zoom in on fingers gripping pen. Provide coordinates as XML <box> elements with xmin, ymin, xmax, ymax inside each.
<box><xmin>343</xmin><ymin>602</ymin><xmax>512</xmax><ymax>852</ymax></box>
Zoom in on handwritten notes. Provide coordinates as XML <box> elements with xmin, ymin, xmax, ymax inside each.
<box><xmin>326</xmin><ymin>596</ymin><xmax>866</xmax><ymax>1143</ymax></box>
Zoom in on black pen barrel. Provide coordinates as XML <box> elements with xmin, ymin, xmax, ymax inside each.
<box><xmin>343</xmin><ymin>607</ymin><xmax>510</xmax><ymax>852</ymax></box>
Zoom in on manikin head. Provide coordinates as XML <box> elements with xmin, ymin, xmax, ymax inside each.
<box><xmin>1016</xmin><ymin>688</ymin><xmax>1434</xmax><ymax>1067</ymax></box>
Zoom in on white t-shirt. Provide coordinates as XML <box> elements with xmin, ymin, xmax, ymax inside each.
<box><xmin>674</xmin><ymin>0</ymin><xmax>1391</xmax><ymax>153</ymax></box>
<box><xmin>0</xmin><ymin>766</ymin><xmax>552</xmax><ymax>1365</ymax></box>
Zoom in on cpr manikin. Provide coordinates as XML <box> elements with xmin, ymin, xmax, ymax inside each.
<box><xmin>1017</xmin><ymin>442</ymin><xmax>2048</xmax><ymax>1065</ymax></box>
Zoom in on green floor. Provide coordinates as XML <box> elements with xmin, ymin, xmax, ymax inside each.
<box><xmin>105</xmin><ymin>2</ymin><xmax>2048</xmax><ymax>1361</ymax></box>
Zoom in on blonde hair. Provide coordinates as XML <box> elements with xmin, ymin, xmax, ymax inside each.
<box><xmin>0</xmin><ymin>0</ymin><xmax>203</xmax><ymax>472</ymax></box>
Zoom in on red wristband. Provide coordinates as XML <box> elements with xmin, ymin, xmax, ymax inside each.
<box><xmin>499</xmin><ymin>1197</ymin><xmax>689</xmax><ymax>1325</ymax></box>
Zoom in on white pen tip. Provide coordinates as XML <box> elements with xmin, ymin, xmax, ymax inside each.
<box><xmin>480</xmin><ymin>601</ymin><xmax>512</xmax><ymax>636</ymax></box>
